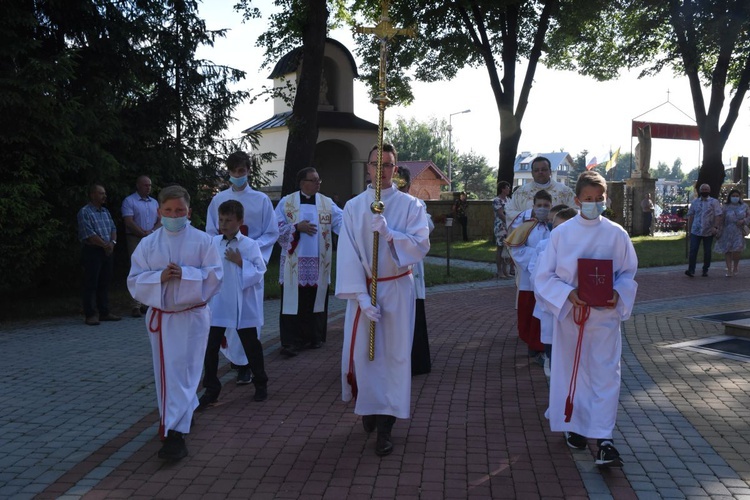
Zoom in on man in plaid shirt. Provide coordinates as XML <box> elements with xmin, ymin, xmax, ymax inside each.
<box><xmin>77</xmin><ymin>183</ymin><xmax>121</xmax><ymax>325</ymax></box>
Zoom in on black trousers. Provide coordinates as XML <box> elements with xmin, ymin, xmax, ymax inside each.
<box><xmin>202</xmin><ymin>326</ymin><xmax>267</xmax><ymax>396</ymax></box>
<box><xmin>279</xmin><ymin>285</ymin><xmax>329</xmax><ymax>348</ymax></box>
<box><xmin>458</xmin><ymin>215</ymin><xmax>469</xmax><ymax>241</ymax></box>
<box><xmin>411</xmin><ymin>299</ymin><xmax>431</xmax><ymax>375</ymax></box>
<box><xmin>81</xmin><ymin>245</ymin><xmax>113</xmax><ymax>318</ymax></box>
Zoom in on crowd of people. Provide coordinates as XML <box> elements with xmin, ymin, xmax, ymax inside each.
<box><xmin>77</xmin><ymin>149</ymin><xmax>746</xmax><ymax>467</ymax></box>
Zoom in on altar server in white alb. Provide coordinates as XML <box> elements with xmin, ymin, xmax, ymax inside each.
<box><xmin>199</xmin><ymin>200</ymin><xmax>269</xmax><ymax>409</ymax></box>
<box><xmin>128</xmin><ymin>185</ymin><xmax>223</xmax><ymax>462</ymax></box>
<box><xmin>535</xmin><ymin>171</ymin><xmax>638</xmax><ymax>468</ymax></box>
<box><xmin>336</xmin><ymin>144</ymin><xmax>430</xmax><ymax>457</ymax></box>
<box><xmin>206</xmin><ymin>151</ymin><xmax>279</xmax><ymax>383</ymax></box>
<box><xmin>275</xmin><ymin>167</ymin><xmax>343</xmax><ymax>356</ymax></box>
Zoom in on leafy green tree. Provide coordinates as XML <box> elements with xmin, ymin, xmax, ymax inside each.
<box><xmin>237</xmin><ymin>0</ymin><xmax>347</xmax><ymax>195</ymax></box>
<box><xmin>453</xmin><ymin>151</ymin><xmax>496</xmax><ymax>199</ymax></box>
<box><xmin>669</xmin><ymin>158</ymin><xmax>684</xmax><ymax>181</ymax></box>
<box><xmin>547</xmin><ymin>0</ymin><xmax>750</xmax><ymax>197</ymax></box>
<box><xmin>386</xmin><ymin>116</ymin><xmax>449</xmax><ymax>172</ymax></box>
<box><xmin>1</xmin><ymin>0</ymin><xmax>248</xmax><ymax>293</ymax></box>
<box><xmin>353</xmin><ymin>0</ymin><xmax>610</xmax><ymax>193</ymax></box>
<box><xmin>650</xmin><ymin>161</ymin><xmax>671</xmax><ymax>179</ymax></box>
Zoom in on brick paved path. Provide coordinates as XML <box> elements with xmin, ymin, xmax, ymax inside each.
<box><xmin>2</xmin><ymin>263</ymin><xmax>750</xmax><ymax>498</ymax></box>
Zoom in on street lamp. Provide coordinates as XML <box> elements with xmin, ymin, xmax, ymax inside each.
<box><xmin>447</xmin><ymin>109</ymin><xmax>471</xmax><ymax>192</ymax></box>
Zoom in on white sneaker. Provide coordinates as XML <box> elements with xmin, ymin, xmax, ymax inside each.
<box><xmin>543</xmin><ymin>354</ymin><xmax>551</xmax><ymax>378</ymax></box>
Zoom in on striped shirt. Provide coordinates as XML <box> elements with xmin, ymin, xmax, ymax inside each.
<box><xmin>77</xmin><ymin>204</ymin><xmax>116</xmax><ymax>243</ymax></box>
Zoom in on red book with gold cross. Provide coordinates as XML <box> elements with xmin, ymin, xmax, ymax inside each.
<box><xmin>577</xmin><ymin>259</ymin><xmax>613</xmax><ymax>307</ymax></box>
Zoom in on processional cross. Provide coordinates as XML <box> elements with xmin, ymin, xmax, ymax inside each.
<box><xmin>355</xmin><ymin>0</ymin><xmax>415</xmax><ymax>361</ymax></box>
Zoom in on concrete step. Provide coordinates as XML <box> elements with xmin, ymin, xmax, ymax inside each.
<box><xmin>724</xmin><ymin>318</ymin><xmax>750</xmax><ymax>338</ymax></box>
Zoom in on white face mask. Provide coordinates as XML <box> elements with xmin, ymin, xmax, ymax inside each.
<box><xmin>580</xmin><ymin>201</ymin><xmax>605</xmax><ymax>219</ymax></box>
<box><xmin>534</xmin><ymin>207</ymin><xmax>550</xmax><ymax>221</ymax></box>
<box><xmin>162</xmin><ymin>215</ymin><xmax>188</xmax><ymax>232</ymax></box>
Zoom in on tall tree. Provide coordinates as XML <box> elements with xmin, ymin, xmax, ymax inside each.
<box><xmin>1</xmin><ymin>0</ymin><xmax>248</xmax><ymax>293</ymax></box>
<box><xmin>386</xmin><ymin>116</ymin><xmax>450</xmax><ymax>172</ymax></box>
<box><xmin>547</xmin><ymin>0</ymin><xmax>750</xmax><ymax>197</ymax></box>
<box><xmin>237</xmin><ymin>0</ymin><xmax>341</xmax><ymax>196</ymax></box>
<box><xmin>353</xmin><ymin>0</ymin><xmax>609</xmax><ymax>193</ymax></box>
<box><xmin>453</xmin><ymin>151</ymin><xmax>496</xmax><ymax>199</ymax></box>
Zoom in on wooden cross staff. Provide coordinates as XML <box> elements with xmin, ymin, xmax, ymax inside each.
<box><xmin>355</xmin><ymin>0</ymin><xmax>415</xmax><ymax>361</ymax></box>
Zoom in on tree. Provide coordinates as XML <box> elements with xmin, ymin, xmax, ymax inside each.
<box><xmin>669</xmin><ymin>158</ymin><xmax>685</xmax><ymax>181</ymax></box>
<box><xmin>547</xmin><ymin>0</ymin><xmax>750</xmax><ymax>197</ymax></box>
<box><xmin>1</xmin><ymin>0</ymin><xmax>248</xmax><ymax>293</ymax></box>
<box><xmin>238</xmin><ymin>0</ymin><xmax>345</xmax><ymax>196</ymax></box>
<box><xmin>453</xmin><ymin>151</ymin><xmax>497</xmax><ymax>199</ymax></box>
<box><xmin>353</xmin><ymin>0</ymin><xmax>610</xmax><ymax>193</ymax></box>
<box><xmin>386</xmin><ymin>116</ymin><xmax>450</xmax><ymax>173</ymax></box>
<box><xmin>650</xmin><ymin>161</ymin><xmax>671</xmax><ymax>179</ymax></box>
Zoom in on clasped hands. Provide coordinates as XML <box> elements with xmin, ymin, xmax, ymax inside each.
<box><xmin>357</xmin><ymin>293</ymin><xmax>381</xmax><ymax>322</ymax></box>
<box><xmin>161</xmin><ymin>262</ymin><xmax>182</xmax><ymax>282</ymax></box>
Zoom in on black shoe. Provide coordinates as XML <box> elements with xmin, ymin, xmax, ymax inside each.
<box><xmin>197</xmin><ymin>392</ymin><xmax>218</xmax><ymax>410</ymax></box>
<box><xmin>140</xmin><ymin>305</ymin><xmax>148</xmax><ymax>314</ymax></box>
<box><xmin>595</xmin><ymin>440</ymin><xmax>623</xmax><ymax>467</ymax></box>
<box><xmin>158</xmin><ymin>430</ymin><xmax>188</xmax><ymax>461</ymax></box>
<box><xmin>362</xmin><ymin>415</ymin><xmax>376</xmax><ymax>433</ymax></box>
<box><xmin>236</xmin><ymin>367</ymin><xmax>253</xmax><ymax>385</ymax></box>
<box><xmin>685</xmin><ymin>270</ymin><xmax>694</xmax><ymax>277</ymax></box>
<box><xmin>375</xmin><ymin>433</ymin><xmax>393</xmax><ymax>456</ymax></box>
<box><xmin>99</xmin><ymin>314</ymin><xmax>121</xmax><ymax>322</ymax></box>
<box><xmin>564</xmin><ymin>431</ymin><xmax>587</xmax><ymax>450</ymax></box>
<box><xmin>253</xmin><ymin>385</ymin><xmax>267</xmax><ymax>402</ymax></box>
<box><xmin>702</xmin><ymin>271</ymin><xmax>709</xmax><ymax>277</ymax></box>
<box><xmin>280</xmin><ymin>346</ymin><xmax>298</xmax><ymax>358</ymax></box>
<box><xmin>310</xmin><ymin>341</ymin><xmax>323</xmax><ymax>349</ymax></box>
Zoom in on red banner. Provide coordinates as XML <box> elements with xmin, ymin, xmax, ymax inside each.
<box><xmin>631</xmin><ymin>121</ymin><xmax>700</xmax><ymax>141</ymax></box>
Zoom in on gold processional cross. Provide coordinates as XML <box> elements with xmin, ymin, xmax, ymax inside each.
<box><xmin>355</xmin><ymin>0</ymin><xmax>415</xmax><ymax>361</ymax></box>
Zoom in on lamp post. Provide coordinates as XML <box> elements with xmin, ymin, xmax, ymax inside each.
<box><xmin>447</xmin><ymin>109</ymin><xmax>471</xmax><ymax>192</ymax></box>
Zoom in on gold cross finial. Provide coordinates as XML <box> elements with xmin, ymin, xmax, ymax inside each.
<box><xmin>355</xmin><ymin>0</ymin><xmax>416</xmax><ymax>40</ymax></box>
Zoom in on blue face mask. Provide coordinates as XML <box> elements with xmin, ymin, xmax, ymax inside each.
<box><xmin>534</xmin><ymin>207</ymin><xmax>550</xmax><ymax>221</ymax></box>
<box><xmin>580</xmin><ymin>201</ymin><xmax>605</xmax><ymax>219</ymax></box>
<box><xmin>162</xmin><ymin>216</ymin><xmax>188</xmax><ymax>232</ymax></box>
<box><xmin>229</xmin><ymin>175</ymin><xmax>247</xmax><ymax>188</ymax></box>
<box><xmin>731</xmin><ymin>196</ymin><xmax>740</xmax><ymax>204</ymax></box>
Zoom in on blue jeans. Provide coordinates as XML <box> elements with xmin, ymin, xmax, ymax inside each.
<box><xmin>688</xmin><ymin>234</ymin><xmax>713</xmax><ymax>274</ymax></box>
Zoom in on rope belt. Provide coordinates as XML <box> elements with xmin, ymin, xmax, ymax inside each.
<box><xmin>565</xmin><ymin>305</ymin><xmax>590</xmax><ymax>423</ymax></box>
<box><xmin>346</xmin><ymin>270</ymin><xmax>412</xmax><ymax>400</ymax></box>
<box><xmin>147</xmin><ymin>303</ymin><xmax>207</xmax><ymax>437</ymax></box>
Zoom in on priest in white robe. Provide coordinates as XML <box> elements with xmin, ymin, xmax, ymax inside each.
<box><xmin>206</xmin><ymin>151</ymin><xmax>279</xmax><ymax>381</ymax></box>
<box><xmin>534</xmin><ymin>171</ymin><xmax>638</xmax><ymax>467</ymax></box>
<box><xmin>275</xmin><ymin>167</ymin><xmax>343</xmax><ymax>356</ymax></box>
<box><xmin>506</xmin><ymin>156</ymin><xmax>575</xmax><ymax>224</ymax></box>
<box><xmin>336</xmin><ymin>144</ymin><xmax>430</xmax><ymax>457</ymax></box>
<box><xmin>128</xmin><ymin>185</ymin><xmax>223</xmax><ymax>461</ymax></box>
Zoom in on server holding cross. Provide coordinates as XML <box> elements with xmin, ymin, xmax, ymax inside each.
<box><xmin>336</xmin><ymin>1</ymin><xmax>429</xmax><ymax>457</ymax></box>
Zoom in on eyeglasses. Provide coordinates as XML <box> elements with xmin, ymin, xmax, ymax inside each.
<box><xmin>303</xmin><ymin>178</ymin><xmax>322</xmax><ymax>184</ymax></box>
<box><xmin>368</xmin><ymin>162</ymin><xmax>396</xmax><ymax>168</ymax></box>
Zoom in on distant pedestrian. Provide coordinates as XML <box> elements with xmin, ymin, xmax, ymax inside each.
<box><xmin>685</xmin><ymin>184</ymin><xmax>722</xmax><ymax>277</ymax></box>
<box><xmin>641</xmin><ymin>193</ymin><xmax>654</xmax><ymax>236</ymax></box>
<box><xmin>535</xmin><ymin>171</ymin><xmax>638</xmax><ymax>468</ymax></box>
<box><xmin>199</xmin><ymin>200</ymin><xmax>269</xmax><ymax>408</ymax></box>
<box><xmin>453</xmin><ymin>191</ymin><xmax>469</xmax><ymax>241</ymax></box>
<box><xmin>77</xmin><ymin>183</ymin><xmax>121</xmax><ymax>326</ymax></box>
<box><xmin>714</xmin><ymin>188</ymin><xmax>749</xmax><ymax>277</ymax></box>
<box><xmin>122</xmin><ymin>175</ymin><xmax>161</xmax><ymax>317</ymax></box>
<box><xmin>128</xmin><ymin>185</ymin><xmax>223</xmax><ymax>462</ymax></box>
<box><xmin>492</xmin><ymin>181</ymin><xmax>512</xmax><ymax>278</ymax></box>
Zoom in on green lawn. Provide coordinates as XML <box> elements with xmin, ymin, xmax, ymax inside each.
<box><xmin>428</xmin><ymin>234</ymin><xmax>750</xmax><ymax>268</ymax></box>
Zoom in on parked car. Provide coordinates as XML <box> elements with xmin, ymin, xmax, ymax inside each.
<box><xmin>656</xmin><ymin>204</ymin><xmax>688</xmax><ymax>231</ymax></box>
